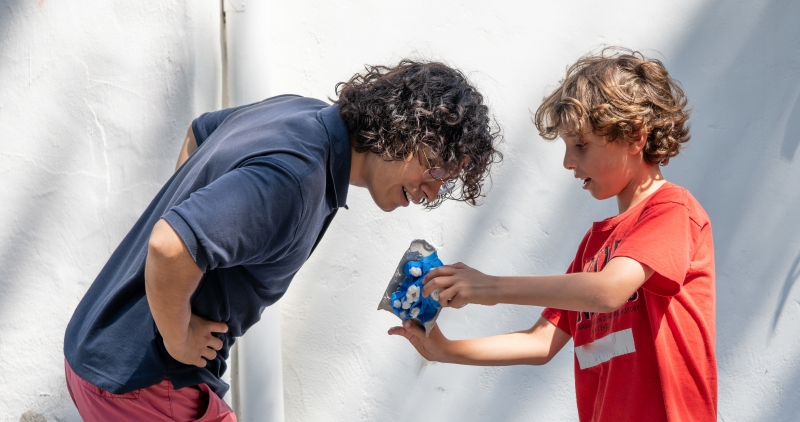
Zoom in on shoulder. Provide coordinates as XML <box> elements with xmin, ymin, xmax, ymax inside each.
<box><xmin>644</xmin><ymin>183</ymin><xmax>710</xmax><ymax>228</ymax></box>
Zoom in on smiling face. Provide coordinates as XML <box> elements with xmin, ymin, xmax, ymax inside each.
<box><xmin>354</xmin><ymin>150</ymin><xmax>447</xmax><ymax>212</ymax></box>
<box><xmin>561</xmin><ymin>131</ymin><xmax>642</xmax><ymax>201</ymax></box>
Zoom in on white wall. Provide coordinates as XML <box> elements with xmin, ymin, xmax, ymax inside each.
<box><xmin>0</xmin><ymin>1</ymin><xmax>221</xmax><ymax>420</ymax></box>
<box><xmin>2</xmin><ymin>0</ymin><xmax>799</xmax><ymax>421</ymax></box>
<box><xmin>264</xmin><ymin>1</ymin><xmax>800</xmax><ymax>421</ymax></box>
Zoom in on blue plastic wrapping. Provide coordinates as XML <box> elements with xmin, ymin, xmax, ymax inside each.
<box><xmin>390</xmin><ymin>252</ymin><xmax>443</xmax><ymax>323</ymax></box>
<box><xmin>377</xmin><ymin>239</ymin><xmax>444</xmax><ymax>337</ymax></box>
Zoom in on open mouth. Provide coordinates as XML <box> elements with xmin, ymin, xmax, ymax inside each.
<box><xmin>582</xmin><ymin>178</ymin><xmax>592</xmax><ymax>189</ymax></box>
<box><xmin>403</xmin><ymin>187</ymin><xmax>412</xmax><ymax>205</ymax></box>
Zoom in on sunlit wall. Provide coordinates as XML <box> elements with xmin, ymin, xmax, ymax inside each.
<box><xmin>268</xmin><ymin>1</ymin><xmax>800</xmax><ymax>421</ymax></box>
<box><xmin>1</xmin><ymin>0</ymin><xmax>798</xmax><ymax>421</ymax></box>
<box><xmin>0</xmin><ymin>1</ymin><xmax>221</xmax><ymax>419</ymax></box>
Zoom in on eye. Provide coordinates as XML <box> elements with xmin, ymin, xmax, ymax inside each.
<box><xmin>575</xmin><ymin>143</ymin><xmax>586</xmax><ymax>149</ymax></box>
<box><xmin>428</xmin><ymin>167</ymin><xmax>447</xmax><ymax>180</ymax></box>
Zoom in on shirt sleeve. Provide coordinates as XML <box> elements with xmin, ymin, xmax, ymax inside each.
<box><xmin>162</xmin><ymin>158</ymin><xmax>304</xmax><ymax>271</ymax></box>
<box><xmin>542</xmin><ymin>307</ymin><xmax>572</xmax><ymax>336</ymax></box>
<box><xmin>191</xmin><ymin>103</ymin><xmax>255</xmax><ymax>146</ymax></box>
<box><xmin>612</xmin><ymin>202</ymin><xmax>692</xmax><ymax>296</ymax></box>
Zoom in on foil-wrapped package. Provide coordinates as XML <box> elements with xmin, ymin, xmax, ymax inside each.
<box><xmin>378</xmin><ymin>239</ymin><xmax>444</xmax><ymax>337</ymax></box>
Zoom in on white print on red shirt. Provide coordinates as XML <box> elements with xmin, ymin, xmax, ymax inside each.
<box><xmin>575</xmin><ymin>328</ymin><xmax>636</xmax><ymax>369</ymax></box>
<box><xmin>573</xmin><ymin>238</ymin><xmax>642</xmax><ymax>369</ymax></box>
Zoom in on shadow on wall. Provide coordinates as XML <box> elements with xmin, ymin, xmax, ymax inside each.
<box><xmin>0</xmin><ymin>1</ymin><xmax>198</xmax><ymax>420</ymax></box>
<box><xmin>772</xmin><ymin>250</ymin><xmax>800</xmax><ymax>335</ymax></box>
<box><xmin>433</xmin><ymin>0</ymin><xmax>800</xmax><ymax>420</ymax></box>
<box><xmin>778</xmin><ymin>86</ymin><xmax>800</xmax><ymax>161</ymax></box>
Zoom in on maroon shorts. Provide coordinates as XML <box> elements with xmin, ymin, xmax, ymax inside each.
<box><xmin>65</xmin><ymin>359</ymin><xmax>236</xmax><ymax>422</ymax></box>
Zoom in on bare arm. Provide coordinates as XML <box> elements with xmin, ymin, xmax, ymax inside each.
<box><xmin>145</xmin><ymin>219</ymin><xmax>228</xmax><ymax>367</ymax></box>
<box><xmin>175</xmin><ymin>126</ymin><xmax>198</xmax><ymax>171</ymax></box>
<box><xmin>389</xmin><ymin>316</ymin><xmax>571</xmax><ymax>366</ymax></box>
<box><xmin>423</xmin><ymin>257</ymin><xmax>654</xmax><ymax>313</ymax></box>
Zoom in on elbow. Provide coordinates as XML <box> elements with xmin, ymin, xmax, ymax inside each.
<box><xmin>535</xmin><ymin>354</ymin><xmax>555</xmax><ymax>366</ymax></box>
<box><xmin>147</xmin><ymin>220</ymin><xmax>184</xmax><ymax>262</ymax></box>
<box><xmin>594</xmin><ymin>291</ymin><xmax>629</xmax><ymax>314</ymax></box>
<box><xmin>523</xmin><ymin>352</ymin><xmax>555</xmax><ymax>366</ymax></box>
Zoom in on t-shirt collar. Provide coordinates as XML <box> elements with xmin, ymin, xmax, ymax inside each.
<box><xmin>318</xmin><ymin>104</ymin><xmax>351</xmax><ymax>210</ymax></box>
<box><xmin>591</xmin><ymin>182</ymin><xmax>673</xmax><ymax>232</ymax></box>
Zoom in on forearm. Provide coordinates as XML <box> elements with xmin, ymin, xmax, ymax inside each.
<box><xmin>493</xmin><ymin>272</ymin><xmax>617</xmax><ymax>312</ymax></box>
<box><xmin>488</xmin><ymin>258</ymin><xmax>651</xmax><ymax>312</ymax></box>
<box><xmin>144</xmin><ymin>219</ymin><xmax>203</xmax><ymax>344</ymax></box>
<box><xmin>446</xmin><ymin>332</ymin><xmax>555</xmax><ymax>366</ymax></box>
<box><xmin>438</xmin><ymin>316</ymin><xmax>569</xmax><ymax>366</ymax></box>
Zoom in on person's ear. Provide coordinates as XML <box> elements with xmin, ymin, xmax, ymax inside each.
<box><xmin>629</xmin><ymin>130</ymin><xmax>648</xmax><ymax>155</ymax></box>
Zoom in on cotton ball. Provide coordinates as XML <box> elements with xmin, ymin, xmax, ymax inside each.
<box><xmin>410</xmin><ymin>307</ymin><xmax>420</xmax><ymax>319</ymax></box>
<box><xmin>402</xmin><ymin>300</ymin><xmax>411</xmax><ymax>309</ymax></box>
<box><xmin>409</xmin><ymin>266</ymin><xmax>422</xmax><ymax>277</ymax></box>
<box><xmin>406</xmin><ymin>285</ymin><xmax>420</xmax><ymax>302</ymax></box>
<box><xmin>400</xmin><ymin>311</ymin><xmax>407</xmax><ymax>318</ymax></box>
<box><xmin>431</xmin><ymin>289</ymin><xmax>441</xmax><ymax>302</ymax></box>
<box><xmin>393</xmin><ymin>299</ymin><xmax>402</xmax><ymax>309</ymax></box>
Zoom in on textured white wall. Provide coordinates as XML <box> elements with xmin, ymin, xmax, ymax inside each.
<box><xmin>0</xmin><ymin>1</ymin><xmax>221</xmax><ymax>420</ymax></box>
<box><xmin>262</xmin><ymin>1</ymin><xmax>800</xmax><ymax>421</ymax></box>
<box><xmin>3</xmin><ymin>1</ymin><xmax>800</xmax><ymax>421</ymax></box>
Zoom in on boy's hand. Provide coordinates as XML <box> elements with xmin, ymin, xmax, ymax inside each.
<box><xmin>388</xmin><ymin>321</ymin><xmax>452</xmax><ymax>362</ymax></box>
<box><xmin>162</xmin><ymin>313</ymin><xmax>228</xmax><ymax>368</ymax></box>
<box><xmin>423</xmin><ymin>263</ymin><xmax>499</xmax><ymax>308</ymax></box>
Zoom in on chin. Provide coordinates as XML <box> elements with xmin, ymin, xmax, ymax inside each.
<box><xmin>590</xmin><ymin>190</ymin><xmax>614</xmax><ymax>201</ymax></box>
<box><xmin>372</xmin><ymin>193</ymin><xmax>398</xmax><ymax>212</ymax></box>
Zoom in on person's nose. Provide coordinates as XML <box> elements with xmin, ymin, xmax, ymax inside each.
<box><xmin>563</xmin><ymin>148</ymin><xmax>577</xmax><ymax>171</ymax></box>
<box><xmin>422</xmin><ymin>180</ymin><xmax>441</xmax><ymax>202</ymax></box>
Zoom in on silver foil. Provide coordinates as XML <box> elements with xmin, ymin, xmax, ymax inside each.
<box><xmin>377</xmin><ymin>239</ymin><xmax>442</xmax><ymax>337</ymax></box>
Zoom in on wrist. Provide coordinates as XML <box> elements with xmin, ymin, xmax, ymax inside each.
<box><xmin>440</xmin><ymin>339</ymin><xmax>464</xmax><ymax>364</ymax></box>
<box><xmin>488</xmin><ymin>275</ymin><xmax>506</xmax><ymax>305</ymax></box>
<box><xmin>157</xmin><ymin>317</ymin><xmax>190</xmax><ymax>346</ymax></box>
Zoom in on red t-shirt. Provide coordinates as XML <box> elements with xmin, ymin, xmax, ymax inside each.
<box><xmin>542</xmin><ymin>183</ymin><xmax>717</xmax><ymax>422</ymax></box>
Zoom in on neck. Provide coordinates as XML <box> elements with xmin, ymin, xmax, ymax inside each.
<box><xmin>616</xmin><ymin>164</ymin><xmax>666</xmax><ymax>214</ymax></box>
<box><xmin>349</xmin><ymin>146</ymin><xmax>367</xmax><ymax>187</ymax></box>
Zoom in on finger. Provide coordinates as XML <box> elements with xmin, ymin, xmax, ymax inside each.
<box><xmin>402</xmin><ymin>320</ymin><xmax>427</xmax><ymax>339</ymax></box>
<box><xmin>208</xmin><ymin>336</ymin><xmax>224</xmax><ymax>351</ymax></box>
<box><xmin>436</xmin><ymin>286</ymin><xmax>459</xmax><ymax>306</ymax></box>
<box><xmin>447</xmin><ymin>295</ymin><xmax>468</xmax><ymax>309</ymax></box>
<box><xmin>399</xmin><ymin>323</ymin><xmax>433</xmax><ymax>360</ymax></box>
<box><xmin>423</xmin><ymin>266</ymin><xmax>456</xmax><ymax>284</ymax></box>
<box><xmin>388</xmin><ymin>326</ymin><xmax>415</xmax><ymax>342</ymax></box>
<box><xmin>388</xmin><ymin>326</ymin><xmax>405</xmax><ymax>336</ymax></box>
<box><xmin>210</xmin><ymin>321</ymin><xmax>229</xmax><ymax>334</ymax></box>
<box><xmin>451</xmin><ymin>262</ymin><xmax>467</xmax><ymax>269</ymax></box>
<box><xmin>423</xmin><ymin>275</ymin><xmax>456</xmax><ymax>297</ymax></box>
<box><xmin>201</xmin><ymin>347</ymin><xmax>217</xmax><ymax>361</ymax></box>
<box><xmin>194</xmin><ymin>356</ymin><xmax>208</xmax><ymax>368</ymax></box>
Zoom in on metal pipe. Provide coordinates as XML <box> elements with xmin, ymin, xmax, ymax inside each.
<box><xmin>221</xmin><ymin>0</ymin><xmax>285</xmax><ymax>420</ymax></box>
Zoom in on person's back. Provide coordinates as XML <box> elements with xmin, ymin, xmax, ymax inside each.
<box><xmin>391</xmin><ymin>48</ymin><xmax>717</xmax><ymax>421</ymax></box>
<box><xmin>64</xmin><ymin>60</ymin><xmax>503</xmax><ymax>421</ymax></box>
<box><xmin>65</xmin><ymin>95</ymin><xmax>347</xmax><ymax>397</ymax></box>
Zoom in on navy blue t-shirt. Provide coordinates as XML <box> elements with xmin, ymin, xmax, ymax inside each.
<box><xmin>64</xmin><ymin>95</ymin><xmax>351</xmax><ymax>398</ymax></box>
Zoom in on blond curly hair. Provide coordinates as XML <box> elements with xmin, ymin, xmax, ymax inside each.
<box><xmin>534</xmin><ymin>47</ymin><xmax>690</xmax><ymax>165</ymax></box>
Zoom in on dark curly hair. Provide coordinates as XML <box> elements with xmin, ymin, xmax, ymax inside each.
<box><xmin>335</xmin><ymin>60</ymin><xmax>502</xmax><ymax>208</ymax></box>
<box><xmin>534</xmin><ymin>47</ymin><xmax>690</xmax><ymax>165</ymax></box>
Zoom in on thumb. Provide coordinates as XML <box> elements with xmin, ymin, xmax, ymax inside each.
<box><xmin>210</xmin><ymin>321</ymin><xmax>229</xmax><ymax>333</ymax></box>
<box><xmin>402</xmin><ymin>320</ymin><xmax>426</xmax><ymax>337</ymax></box>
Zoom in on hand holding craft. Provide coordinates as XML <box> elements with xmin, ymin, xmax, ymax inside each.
<box><xmin>423</xmin><ymin>262</ymin><xmax>500</xmax><ymax>308</ymax></box>
<box><xmin>387</xmin><ymin>321</ymin><xmax>453</xmax><ymax>362</ymax></box>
